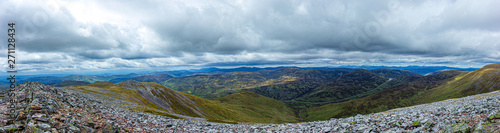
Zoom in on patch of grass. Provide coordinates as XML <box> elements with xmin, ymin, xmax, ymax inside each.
<box><xmin>304</xmin><ymin>103</ymin><xmax>343</xmax><ymax>121</ymax></box>
<box><xmin>8</xmin><ymin>126</ymin><xmax>20</xmax><ymax>130</ymax></box>
<box><xmin>412</xmin><ymin>121</ymin><xmax>420</xmax><ymax>127</ymax></box>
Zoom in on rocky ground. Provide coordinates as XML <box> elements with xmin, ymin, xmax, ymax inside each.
<box><xmin>1</xmin><ymin>82</ymin><xmax>500</xmax><ymax>132</ymax></box>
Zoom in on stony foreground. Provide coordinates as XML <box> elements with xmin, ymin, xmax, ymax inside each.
<box><xmin>1</xmin><ymin>82</ymin><xmax>500</xmax><ymax>132</ymax></box>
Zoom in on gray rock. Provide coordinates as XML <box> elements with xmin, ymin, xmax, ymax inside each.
<box><xmin>68</xmin><ymin>125</ymin><xmax>80</xmax><ymax>132</ymax></box>
<box><xmin>36</xmin><ymin>123</ymin><xmax>51</xmax><ymax>131</ymax></box>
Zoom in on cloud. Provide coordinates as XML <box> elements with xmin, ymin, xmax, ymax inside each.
<box><xmin>0</xmin><ymin>0</ymin><xmax>499</xmax><ymax>74</ymax></box>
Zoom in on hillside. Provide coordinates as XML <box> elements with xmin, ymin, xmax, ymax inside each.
<box><xmin>163</xmin><ymin>68</ymin><xmax>350</xmax><ymax>99</ymax></box>
<box><xmin>295</xmin><ymin>69</ymin><xmax>387</xmax><ymax>103</ymax></box>
<box><xmin>127</xmin><ymin>74</ymin><xmax>174</xmax><ymax>83</ymax></box>
<box><xmin>301</xmin><ymin>63</ymin><xmax>500</xmax><ymax>121</ymax></box>
<box><xmin>68</xmin><ymin>80</ymin><xmax>298</xmax><ymax>123</ymax></box>
<box><xmin>370</xmin><ymin>68</ymin><xmax>422</xmax><ymax>78</ymax></box>
<box><xmin>162</xmin><ymin>68</ymin><xmax>423</xmax><ymax>110</ymax></box>
<box><xmin>304</xmin><ymin>70</ymin><xmax>464</xmax><ymax>121</ymax></box>
<box><xmin>246</xmin><ymin>69</ymin><xmax>351</xmax><ymax>101</ymax></box>
<box><xmin>419</xmin><ymin>63</ymin><xmax>500</xmax><ymax>103</ymax></box>
<box><xmin>214</xmin><ymin>91</ymin><xmax>299</xmax><ymax>123</ymax></box>
<box><xmin>162</xmin><ymin>72</ymin><xmax>268</xmax><ymax>98</ymax></box>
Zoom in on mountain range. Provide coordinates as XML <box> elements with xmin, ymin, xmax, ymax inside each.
<box><xmin>2</xmin><ymin>64</ymin><xmax>497</xmax><ymax>124</ymax></box>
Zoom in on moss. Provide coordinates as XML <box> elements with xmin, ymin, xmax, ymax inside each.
<box><xmin>8</xmin><ymin>126</ymin><xmax>20</xmax><ymax>130</ymax></box>
<box><xmin>487</xmin><ymin>112</ymin><xmax>500</xmax><ymax>122</ymax></box>
<box><xmin>448</xmin><ymin>123</ymin><xmax>472</xmax><ymax>133</ymax></box>
<box><xmin>32</xmin><ymin>126</ymin><xmax>43</xmax><ymax>132</ymax></box>
<box><xmin>412</xmin><ymin>121</ymin><xmax>420</xmax><ymax>127</ymax></box>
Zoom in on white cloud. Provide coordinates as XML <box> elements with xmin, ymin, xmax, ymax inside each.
<box><xmin>0</xmin><ymin>0</ymin><xmax>498</xmax><ymax>74</ymax></box>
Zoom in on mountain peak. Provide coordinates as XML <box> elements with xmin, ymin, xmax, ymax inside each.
<box><xmin>480</xmin><ymin>63</ymin><xmax>500</xmax><ymax>70</ymax></box>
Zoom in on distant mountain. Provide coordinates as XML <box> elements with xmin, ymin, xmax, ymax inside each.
<box><xmin>108</xmin><ymin>78</ymin><xmax>131</xmax><ymax>83</ymax></box>
<box><xmin>148</xmin><ymin>67</ymin><xmax>282</xmax><ymax>77</ymax></box>
<box><xmin>18</xmin><ymin>76</ymin><xmax>63</xmax><ymax>84</ymax></box>
<box><xmin>68</xmin><ymin>80</ymin><xmax>298</xmax><ymax>123</ymax></box>
<box><xmin>0</xmin><ymin>86</ymin><xmax>7</xmax><ymax>92</ymax></box>
<box><xmin>6</xmin><ymin>73</ymin><xmax>142</xmax><ymax>85</ymax></box>
<box><xmin>0</xmin><ymin>65</ymin><xmax>474</xmax><ymax>88</ymax></box>
<box><xmin>127</xmin><ymin>74</ymin><xmax>174</xmax><ymax>83</ymax></box>
<box><xmin>58</xmin><ymin>75</ymin><xmax>102</xmax><ymax>83</ymax></box>
<box><xmin>370</xmin><ymin>69</ymin><xmax>422</xmax><ymax>78</ymax></box>
<box><xmin>302</xmin><ymin>67</ymin><xmax>356</xmax><ymax>72</ymax></box>
<box><xmin>348</xmin><ymin>65</ymin><xmax>477</xmax><ymax>75</ymax></box>
<box><xmin>46</xmin><ymin>80</ymin><xmax>90</xmax><ymax>87</ymax></box>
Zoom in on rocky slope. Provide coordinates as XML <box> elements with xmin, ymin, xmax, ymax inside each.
<box><xmin>66</xmin><ymin>81</ymin><xmax>299</xmax><ymax>124</ymax></box>
<box><xmin>1</xmin><ymin>82</ymin><xmax>500</xmax><ymax>132</ymax></box>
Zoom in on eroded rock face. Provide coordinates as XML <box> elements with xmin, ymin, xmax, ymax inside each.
<box><xmin>1</xmin><ymin>81</ymin><xmax>500</xmax><ymax>132</ymax></box>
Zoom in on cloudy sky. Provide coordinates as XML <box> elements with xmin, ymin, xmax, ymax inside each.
<box><xmin>1</xmin><ymin>0</ymin><xmax>499</xmax><ymax>75</ymax></box>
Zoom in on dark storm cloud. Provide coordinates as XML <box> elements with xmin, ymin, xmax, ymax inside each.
<box><xmin>1</xmin><ymin>0</ymin><xmax>499</xmax><ymax>73</ymax></box>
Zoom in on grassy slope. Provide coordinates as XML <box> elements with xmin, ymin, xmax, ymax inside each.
<box><xmin>69</xmin><ymin>81</ymin><xmax>298</xmax><ymax>124</ymax></box>
<box><xmin>418</xmin><ymin>63</ymin><xmax>500</xmax><ymax>104</ymax></box>
<box><xmin>214</xmin><ymin>91</ymin><xmax>298</xmax><ymax>123</ymax></box>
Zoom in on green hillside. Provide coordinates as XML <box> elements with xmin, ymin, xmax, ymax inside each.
<box><xmin>67</xmin><ymin>80</ymin><xmax>299</xmax><ymax>124</ymax></box>
<box><xmin>304</xmin><ymin>70</ymin><xmax>464</xmax><ymax>121</ymax></box>
<box><xmin>128</xmin><ymin>74</ymin><xmax>174</xmax><ymax>83</ymax></box>
<box><xmin>214</xmin><ymin>91</ymin><xmax>299</xmax><ymax>123</ymax></box>
<box><xmin>419</xmin><ymin>63</ymin><xmax>500</xmax><ymax>103</ymax></box>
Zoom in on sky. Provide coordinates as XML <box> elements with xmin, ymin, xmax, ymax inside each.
<box><xmin>1</xmin><ymin>0</ymin><xmax>499</xmax><ymax>75</ymax></box>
